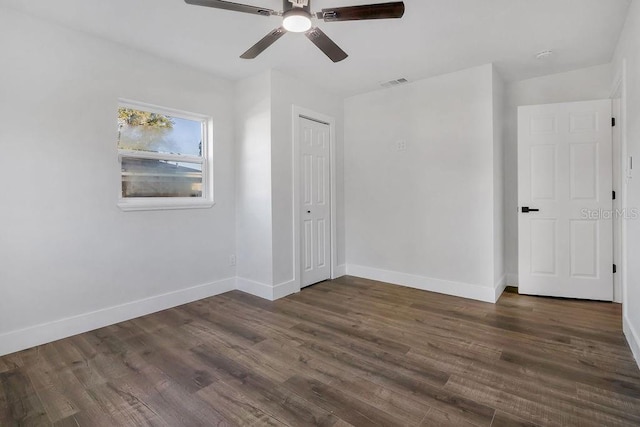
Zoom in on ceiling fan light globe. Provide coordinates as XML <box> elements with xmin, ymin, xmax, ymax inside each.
<box><xmin>283</xmin><ymin>10</ymin><xmax>312</xmax><ymax>32</ymax></box>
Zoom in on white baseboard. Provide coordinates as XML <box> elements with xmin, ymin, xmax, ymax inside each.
<box><xmin>506</xmin><ymin>273</ymin><xmax>519</xmax><ymax>287</ymax></box>
<box><xmin>0</xmin><ymin>266</ymin><xmax>512</xmax><ymax>357</ymax></box>
<box><xmin>623</xmin><ymin>316</ymin><xmax>640</xmax><ymax>370</ymax></box>
<box><xmin>273</xmin><ymin>280</ymin><xmax>299</xmax><ymax>300</ymax></box>
<box><xmin>494</xmin><ymin>274</ymin><xmax>507</xmax><ymax>302</ymax></box>
<box><xmin>236</xmin><ymin>277</ymin><xmax>300</xmax><ymax>301</ymax></box>
<box><xmin>236</xmin><ymin>277</ymin><xmax>274</xmax><ymax>300</ymax></box>
<box><xmin>0</xmin><ymin>278</ymin><xmax>235</xmax><ymax>357</ymax></box>
<box><xmin>346</xmin><ymin>264</ymin><xmax>499</xmax><ymax>303</ymax></box>
<box><xmin>333</xmin><ymin>264</ymin><xmax>347</xmax><ymax>278</ymax></box>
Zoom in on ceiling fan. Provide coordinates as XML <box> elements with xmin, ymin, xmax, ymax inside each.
<box><xmin>184</xmin><ymin>0</ymin><xmax>405</xmax><ymax>62</ymax></box>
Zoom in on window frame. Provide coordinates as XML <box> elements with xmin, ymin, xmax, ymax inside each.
<box><xmin>116</xmin><ymin>99</ymin><xmax>214</xmax><ymax>211</ymax></box>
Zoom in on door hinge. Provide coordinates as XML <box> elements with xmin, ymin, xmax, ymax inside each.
<box><xmin>613</xmin><ymin>190</ymin><xmax>616</xmax><ymax>200</ymax></box>
<box><xmin>613</xmin><ymin>264</ymin><xmax>617</xmax><ymax>274</ymax></box>
<box><xmin>612</xmin><ymin>117</ymin><xmax>616</xmax><ymax>127</ymax></box>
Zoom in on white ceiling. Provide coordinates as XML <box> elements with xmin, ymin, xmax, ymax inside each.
<box><xmin>1</xmin><ymin>0</ymin><xmax>632</xmax><ymax>96</ymax></box>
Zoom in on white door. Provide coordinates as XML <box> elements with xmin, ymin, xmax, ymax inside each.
<box><xmin>518</xmin><ymin>100</ymin><xmax>613</xmax><ymax>301</ymax></box>
<box><xmin>299</xmin><ymin>117</ymin><xmax>331</xmax><ymax>288</ymax></box>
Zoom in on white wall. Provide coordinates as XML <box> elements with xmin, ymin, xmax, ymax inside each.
<box><xmin>612</xmin><ymin>0</ymin><xmax>640</xmax><ymax>367</ymax></box>
<box><xmin>234</xmin><ymin>70</ymin><xmax>345</xmax><ymax>299</ymax></box>
<box><xmin>344</xmin><ymin>64</ymin><xmax>503</xmax><ymax>302</ymax></box>
<box><xmin>493</xmin><ymin>68</ymin><xmax>506</xmax><ymax>292</ymax></box>
<box><xmin>270</xmin><ymin>69</ymin><xmax>345</xmax><ymax>287</ymax></box>
<box><xmin>235</xmin><ymin>71</ymin><xmax>274</xmax><ymax>290</ymax></box>
<box><xmin>503</xmin><ymin>64</ymin><xmax>613</xmax><ymax>284</ymax></box>
<box><xmin>0</xmin><ymin>7</ymin><xmax>237</xmax><ymax>355</ymax></box>
<box><xmin>0</xmin><ymin>5</ymin><xmax>343</xmax><ymax>353</ymax></box>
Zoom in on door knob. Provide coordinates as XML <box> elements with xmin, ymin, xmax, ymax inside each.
<box><xmin>521</xmin><ymin>207</ymin><xmax>540</xmax><ymax>213</ymax></box>
<box><xmin>307</xmin><ymin>210</ymin><xmax>311</xmax><ymax>214</ymax></box>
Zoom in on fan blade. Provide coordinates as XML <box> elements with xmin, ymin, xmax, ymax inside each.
<box><xmin>184</xmin><ymin>0</ymin><xmax>276</xmax><ymax>17</ymax></box>
<box><xmin>316</xmin><ymin>1</ymin><xmax>404</xmax><ymax>22</ymax></box>
<box><xmin>240</xmin><ymin>27</ymin><xmax>287</xmax><ymax>59</ymax></box>
<box><xmin>305</xmin><ymin>27</ymin><xmax>348</xmax><ymax>63</ymax></box>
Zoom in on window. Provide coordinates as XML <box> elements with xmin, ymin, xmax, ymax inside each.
<box><xmin>116</xmin><ymin>100</ymin><xmax>213</xmax><ymax>211</ymax></box>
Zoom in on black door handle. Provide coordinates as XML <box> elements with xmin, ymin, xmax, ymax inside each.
<box><xmin>522</xmin><ymin>207</ymin><xmax>540</xmax><ymax>213</ymax></box>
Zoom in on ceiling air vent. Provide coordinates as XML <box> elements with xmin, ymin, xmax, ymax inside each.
<box><xmin>380</xmin><ymin>78</ymin><xmax>409</xmax><ymax>88</ymax></box>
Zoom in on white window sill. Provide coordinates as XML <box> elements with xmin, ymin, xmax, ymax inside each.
<box><xmin>117</xmin><ymin>198</ymin><xmax>214</xmax><ymax>212</ymax></box>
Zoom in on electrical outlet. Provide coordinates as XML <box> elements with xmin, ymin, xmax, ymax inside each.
<box><xmin>396</xmin><ymin>140</ymin><xmax>407</xmax><ymax>151</ymax></box>
<box><xmin>230</xmin><ymin>255</ymin><xmax>236</xmax><ymax>266</ymax></box>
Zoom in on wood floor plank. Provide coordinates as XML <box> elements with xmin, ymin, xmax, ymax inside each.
<box><xmin>251</xmin><ymin>337</ymin><xmax>432</xmax><ymax>425</ymax></box>
<box><xmin>490</xmin><ymin>410</ymin><xmax>540</xmax><ymax>427</ymax></box>
<box><xmin>463</xmin><ymin>359</ymin><xmax>640</xmax><ymax>425</ymax></box>
<box><xmin>249</xmin><ymin>338</ymin><xmax>349</xmax><ymax>385</ymax></box>
<box><xmin>180</xmin><ymin>303</ymin><xmax>268</xmax><ymax>346</ymax></box>
<box><xmin>419</xmin><ymin>407</ymin><xmax>479</xmax><ymax>426</ymax></box>
<box><xmin>271</xmin><ymin>299</ymin><xmax>413</xmax><ymax>356</ymax></box>
<box><xmin>306</xmin><ymin>290</ymin><xmax>637</xmax><ymax>386</ymax></box>
<box><xmin>215</xmin><ymin>296</ymin><xmax>302</xmax><ymax>330</ymax></box>
<box><xmin>136</xmin><ymin>344</ymin><xmax>216</xmax><ymax>393</ymax></box>
<box><xmin>292</xmin><ymin>289</ymin><xmax>505</xmax><ymax>360</ymax></box>
<box><xmin>108</xmin><ymin>370</ymin><xmax>230</xmax><ymax>426</ymax></box>
<box><xmin>290</xmin><ymin>321</ymin><xmax>452</xmax><ymax>387</ymax></box>
<box><xmin>85</xmin><ymin>381</ymin><xmax>168</xmax><ymax>426</ymax></box>
<box><xmin>326</xmin><ymin>374</ymin><xmax>431</xmax><ymax>425</ymax></box>
<box><xmin>444</xmin><ymin>375</ymin><xmax>572</xmax><ymax>426</ymax></box>
<box><xmin>27</xmin><ymin>355</ymin><xmax>98</xmax><ymax>423</ymax></box>
<box><xmin>295</xmin><ymin>286</ymin><xmax>510</xmax><ymax>360</ymax></box>
<box><xmin>1</xmin><ymin>276</ymin><xmax>639</xmax><ymax>426</ymax></box>
<box><xmin>500</xmin><ymin>350</ymin><xmax>640</xmax><ymax>398</ymax></box>
<box><xmin>283</xmin><ymin>375</ymin><xmax>406</xmax><ymax>426</ymax></box>
<box><xmin>53</xmin><ymin>415</ymin><xmax>84</xmax><ymax>427</ymax></box>
<box><xmin>191</xmin><ymin>344</ymin><xmax>340</xmax><ymax>426</ymax></box>
<box><xmin>445</xmin><ymin>374</ymin><xmax>638</xmax><ymax>427</ymax></box>
<box><xmin>1</xmin><ymin>369</ymin><xmax>38</xmax><ymax>405</ymax></box>
<box><xmin>181</xmin><ymin>323</ymin><xmax>294</xmax><ymax>384</ymax></box>
<box><xmin>53</xmin><ymin>405</ymin><xmax>122</xmax><ymax>427</ymax></box>
<box><xmin>196</xmin><ymin>380</ymin><xmax>287</xmax><ymax>426</ymax></box>
<box><xmin>576</xmin><ymin>382</ymin><xmax>640</xmax><ymax>417</ymax></box>
<box><xmin>35</xmin><ymin>385</ymin><xmax>80</xmax><ymax>423</ymax></box>
<box><xmin>291</xmin><ymin>334</ymin><xmax>495</xmax><ymax>425</ymax></box>
<box><xmin>0</xmin><ymin>357</ymin><xmax>13</xmax><ymax>375</ymax></box>
<box><xmin>0</xmin><ymin>392</ymin><xmax>50</xmax><ymax>426</ymax></box>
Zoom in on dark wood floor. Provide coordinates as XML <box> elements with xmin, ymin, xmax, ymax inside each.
<box><xmin>1</xmin><ymin>276</ymin><xmax>640</xmax><ymax>426</ymax></box>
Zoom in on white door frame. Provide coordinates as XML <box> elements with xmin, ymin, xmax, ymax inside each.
<box><xmin>611</xmin><ymin>59</ymin><xmax>628</xmax><ymax>306</ymax></box>
<box><xmin>292</xmin><ymin>106</ymin><xmax>338</xmax><ymax>292</ymax></box>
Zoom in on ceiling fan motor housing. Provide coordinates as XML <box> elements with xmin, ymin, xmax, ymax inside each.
<box><xmin>288</xmin><ymin>0</ymin><xmax>310</xmax><ymax>8</ymax></box>
<box><xmin>284</xmin><ymin>0</ymin><xmax>310</xmax><ymax>12</ymax></box>
<box><xmin>282</xmin><ymin>0</ymin><xmax>312</xmax><ymax>32</ymax></box>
